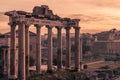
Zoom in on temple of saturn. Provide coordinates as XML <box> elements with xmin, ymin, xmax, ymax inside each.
<box><xmin>5</xmin><ymin>5</ymin><xmax>82</xmax><ymax>80</ymax></box>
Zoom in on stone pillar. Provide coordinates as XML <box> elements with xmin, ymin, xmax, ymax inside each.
<box><xmin>46</xmin><ymin>26</ymin><xmax>53</xmax><ymax>71</ymax></box>
<box><xmin>80</xmin><ymin>37</ymin><xmax>82</xmax><ymax>70</ymax></box>
<box><xmin>35</xmin><ymin>25</ymin><xmax>42</xmax><ymax>73</ymax></box>
<box><xmin>65</xmin><ymin>27</ymin><xmax>71</xmax><ymax>69</ymax></box>
<box><xmin>74</xmin><ymin>27</ymin><xmax>80</xmax><ymax>71</ymax></box>
<box><xmin>5</xmin><ymin>49</ymin><xmax>9</xmax><ymax>75</ymax></box>
<box><xmin>10</xmin><ymin>23</ymin><xmax>16</xmax><ymax>77</ymax></box>
<box><xmin>56</xmin><ymin>27</ymin><xmax>62</xmax><ymax>70</ymax></box>
<box><xmin>25</xmin><ymin>25</ymin><xmax>30</xmax><ymax>77</ymax></box>
<box><xmin>7</xmin><ymin>46</ymin><xmax>10</xmax><ymax>77</ymax></box>
<box><xmin>3</xmin><ymin>49</ymin><xmax>6</xmax><ymax>73</ymax></box>
<box><xmin>18</xmin><ymin>22</ymin><xmax>26</xmax><ymax>80</ymax></box>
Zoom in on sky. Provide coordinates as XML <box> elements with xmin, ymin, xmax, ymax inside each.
<box><xmin>0</xmin><ymin>0</ymin><xmax>120</xmax><ymax>34</ymax></box>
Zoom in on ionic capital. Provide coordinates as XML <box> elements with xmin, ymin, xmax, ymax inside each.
<box><xmin>72</xmin><ymin>19</ymin><xmax>80</xmax><ymax>22</ymax></box>
<box><xmin>8</xmin><ymin>22</ymin><xmax>17</xmax><ymax>27</ymax></box>
<box><xmin>25</xmin><ymin>26</ymin><xmax>30</xmax><ymax>30</ymax></box>
<box><xmin>55</xmin><ymin>26</ymin><xmax>63</xmax><ymax>30</ymax></box>
<box><xmin>18</xmin><ymin>21</ymin><xmax>26</xmax><ymax>25</ymax></box>
<box><xmin>17</xmin><ymin>22</ymin><xmax>26</xmax><ymax>29</ymax></box>
<box><xmin>73</xmin><ymin>27</ymin><xmax>80</xmax><ymax>30</ymax></box>
<box><xmin>72</xmin><ymin>19</ymin><xmax>80</xmax><ymax>27</ymax></box>
<box><xmin>34</xmin><ymin>24</ymin><xmax>42</xmax><ymax>27</ymax></box>
<box><xmin>34</xmin><ymin>24</ymin><xmax>42</xmax><ymax>30</ymax></box>
<box><xmin>25</xmin><ymin>23</ymin><xmax>31</xmax><ymax>28</ymax></box>
<box><xmin>46</xmin><ymin>25</ymin><xmax>53</xmax><ymax>29</ymax></box>
<box><xmin>65</xmin><ymin>27</ymin><xmax>71</xmax><ymax>30</ymax></box>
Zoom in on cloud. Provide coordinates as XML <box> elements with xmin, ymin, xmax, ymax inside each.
<box><xmin>0</xmin><ymin>13</ymin><xmax>9</xmax><ymax>33</ymax></box>
<box><xmin>69</xmin><ymin>14</ymin><xmax>103</xmax><ymax>23</ymax></box>
<box><xmin>68</xmin><ymin>13</ymin><xmax>120</xmax><ymax>33</ymax></box>
<box><xmin>0</xmin><ymin>12</ymin><xmax>8</xmax><ymax>22</ymax></box>
<box><xmin>0</xmin><ymin>27</ymin><xmax>9</xmax><ymax>32</ymax></box>
<box><xmin>0</xmin><ymin>0</ymin><xmax>120</xmax><ymax>34</ymax></box>
<box><xmin>81</xmin><ymin>29</ymin><xmax>104</xmax><ymax>34</ymax></box>
<box><xmin>69</xmin><ymin>13</ymin><xmax>120</xmax><ymax>24</ymax></box>
<box><xmin>77</xmin><ymin>0</ymin><xmax>120</xmax><ymax>8</ymax></box>
<box><xmin>0</xmin><ymin>25</ymin><xmax>9</xmax><ymax>33</ymax></box>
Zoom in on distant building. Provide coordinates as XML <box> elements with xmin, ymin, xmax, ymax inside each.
<box><xmin>92</xmin><ymin>28</ymin><xmax>120</xmax><ymax>58</ymax></box>
<box><xmin>80</xmin><ymin>29</ymin><xmax>120</xmax><ymax>60</ymax></box>
<box><xmin>93</xmin><ymin>28</ymin><xmax>120</xmax><ymax>41</ymax></box>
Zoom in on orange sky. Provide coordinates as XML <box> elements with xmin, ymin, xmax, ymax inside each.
<box><xmin>0</xmin><ymin>0</ymin><xmax>120</xmax><ymax>34</ymax></box>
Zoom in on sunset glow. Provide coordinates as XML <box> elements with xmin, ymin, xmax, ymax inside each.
<box><xmin>0</xmin><ymin>0</ymin><xmax>120</xmax><ymax>34</ymax></box>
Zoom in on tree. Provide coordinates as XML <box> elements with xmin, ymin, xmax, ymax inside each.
<box><xmin>71</xmin><ymin>45</ymin><xmax>76</xmax><ymax>53</ymax></box>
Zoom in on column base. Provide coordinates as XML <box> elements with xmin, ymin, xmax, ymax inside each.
<box><xmin>9</xmin><ymin>75</ymin><xmax>17</xmax><ymax>79</ymax></box>
<box><xmin>57</xmin><ymin>65</ymin><xmax>64</xmax><ymax>71</ymax></box>
<box><xmin>36</xmin><ymin>70</ymin><xmax>41</xmax><ymax>74</ymax></box>
<box><xmin>74</xmin><ymin>68</ymin><xmax>80</xmax><ymax>72</ymax></box>
<box><xmin>65</xmin><ymin>67</ymin><xmax>71</xmax><ymax>71</ymax></box>
<box><xmin>57</xmin><ymin>68</ymin><xmax>63</xmax><ymax>71</ymax></box>
<box><xmin>47</xmin><ymin>69</ymin><xmax>53</xmax><ymax>73</ymax></box>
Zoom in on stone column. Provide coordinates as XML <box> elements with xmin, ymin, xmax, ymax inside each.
<box><xmin>7</xmin><ymin>46</ymin><xmax>10</xmax><ymax>77</ymax></box>
<box><xmin>5</xmin><ymin>49</ymin><xmax>9</xmax><ymax>75</ymax></box>
<box><xmin>56</xmin><ymin>27</ymin><xmax>62</xmax><ymax>70</ymax></box>
<box><xmin>74</xmin><ymin>27</ymin><xmax>80</xmax><ymax>71</ymax></box>
<box><xmin>3</xmin><ymin>49</ymin><xmax>6</xmax><ymax>73</ymax></box>
<box><xmin>10</xmin><ymin>23</ymin><xmax>16</xmax><ymax>77</ymax></box>
<box><xmin>35</xmin><ymin>25</ymin><xmax>42</xmax><ymax>73</ymax></box>
<box><xmin>18</xmin><ymin>22</ymin><xmax>26</xmax><ymax>80</ymax></box>
<box><xmin>46</xmin><ymin>26</ymin><xmax>53</xmax><ymax>71</ymax></box>
<box><xmin>25</xmin><ymin>25</ymin><xmax>30</xmax><ymax>77</ymax></box>
<box><xmin>65</xmin><ymin>27</ymin><xmax>71</xmax><ymax>69</ymax></box>
<box><xmin>80</xmin><ymin>37</ymin><xmax>82</xmax><ymax>70</ymax></box>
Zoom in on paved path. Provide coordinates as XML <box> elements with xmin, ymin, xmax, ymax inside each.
<box><xmin>29</xmin><ymin>65</ymin><xmax>57</xmax><ymax>71</ymax></box>
<box><xmin>29</xmin><ymin>61</ymin><xmax>104</xmax><ymax>71</ymax></box>
<box><xmin>87</xmin><ymin>61</ymin><xmax>104</xmax><ymax>65</ymax></box>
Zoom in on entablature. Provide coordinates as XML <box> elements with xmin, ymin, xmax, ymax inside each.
<box><xmin>5</xmin><ymin>5</ymin><xmax>80</xmax><ymax>27</ymax></box>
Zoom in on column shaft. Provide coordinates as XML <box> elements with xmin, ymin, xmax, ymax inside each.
<box><xmin>7</xmin><ymin>45</ymin><xmax>10</xmax><ymax>76</ymax></box>
<box><xmin>65</xmin><ymin>27</ymin><xmax>71</xmax><ymax>69</ymax></box>
<box><xmin>74</xmin><ymin>27</ymin><xmax>80</xmax><ymax>71</ymax></box>
<box><xmin>3</xmin><ymin>49</ymin><xmax>6</xmax><ymax>73</ymax></box>
<box><xmin>57</xmin><ymin>27</ymin><xmax>62</xmax><ymax>70</ymax></box>
<box><xmin>10</xmin><ymin>24</ymin><xmax>16</xmax><ymax>77</ymax></box>
<box><xmin>36</xmin><ymin>25</ymin><xmax>41</xmax><ymax>73</ymax></box>
<box><xmin>80</xmin><ymin>38</ymin><xmax>82</xmax><ymax>70</ymax></box>
<box><xmin>18</xmin><ymin>23</ymin><xmax>26</xmax><ymax>80</ymax></box>
<box><xmin>5</xmin><ymin>49</ymin><xmax>9</xmax><ymax>75</ymax></box>
<box><xmin>25</xmin><ymin>25</ymin><xmax>30</xmax><ymax>77</ymax></box>
<box><xmin>47</xmin><ymin>26</ymin><xmax>53</xmax><ymax>71</ymax></box>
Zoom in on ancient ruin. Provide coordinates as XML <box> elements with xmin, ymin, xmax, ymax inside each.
<box><xmin>5</xmin><ymin>5</ymin><xmax>81</xmax><ymax>80</ymax></box>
